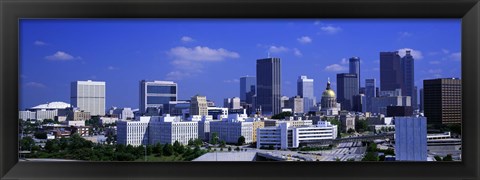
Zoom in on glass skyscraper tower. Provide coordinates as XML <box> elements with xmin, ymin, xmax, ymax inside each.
<box><xmin>256</xmin><ymin>57</ymin><xmax>281</xmax><ymax>115</ymax></box>
<box><xmin>297</xmin><ymin>76</ymin><xmax>315</xmax><ymax>113</ymax></box>
<box><xmin>139</xmin><ymin>80</ymin><xmax>177</xmax><ymax>115</ymax></box>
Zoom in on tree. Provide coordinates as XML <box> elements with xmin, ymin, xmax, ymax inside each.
<box><xmin>347</xmin><ymin>128</ymin><xmax>355</xmax><ymax>134</ymax></box>
<box><xmin>379</xmin><ymin>155</ymin><xmax>386</xmax><ymax>161</ymax></box>
<box><xmin>235</xmin><ymin>146</ymin><xmax>240</xmax><ymax>151</ymax></box>
<box><xmin>34</xmin><ymin>132</ymin><xmax>48</xmax><ymax>139</ymax></box>
<box><xmin>188</xmin><ymin>139</ymin><xmax>194</xmax><ymax>146</ymax></box>
<box><xmin>220</xmin><ymin>140</ymin><xmax>226</xmax><ymax>148</ymax></box>
<box><xmin>443</xmin><ymin>154</ymin><xmax>453</xmax><ymax>161</ymax></box>
<box><xmin>194</xmin><ymin>138</ymin><xmax>203</xmax><ymax>146</ymax></box>
<box><xmin>20</xmin><ymin>137</ymin><xmax>35</xmax><ymax>151</ymax></box>
<box><xmin>45</xmin><ymin>139</ymin><xmax>60</xmax><ymax>153</ymax></box>
<box><xmin>173</xmin><ymin>140</ymin><xmax>185</xmax><ymax>154</ymax></box>
<box><xmin>153</xmin><ymin>143</ymin><xmax>163</xmax><ymax>155</ymax></box>
<box><xmin>210</xmin><ymin>132</ymin><xmax>219</xmax><ymax>145</ymax></box>
<box><xmin>271</xmin><ymin>112</ymin><xmax>292</xmax><ymax>120</ymax></box>
<box><xmin>228</xmin><ymin>146</ymin><xmax>232</xmax><ymax>152</ymax></box>
<box><xmin>237</xmin><ymin>136</ymin><xmax>246</xmax><ymax>146</ymax></box>
<box><xmin>362</xmin><ymin>152</ymin><xmax>378</xmax><ymax>161</ymax></box>
<box><xmin>434</xmin><ymin>155</ymin><xmax>442</xmax><ymax>161</ymax></box>
<box><xmin>163</xmin><ymin>143</ymin><xmax>174</xmax><ymax>156</ymax></box>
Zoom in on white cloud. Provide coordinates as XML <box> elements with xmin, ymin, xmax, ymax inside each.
<box><xmin>107</xmin><ymin>66</ymin><xmax>119</xmax><ymax>70</ymax></box>
<box><xmin>181</xmin><ymin>36</ymin><xmax>195</xmax><ymax>43</ymax></box>
<box><xmin>441</xmin><ymin>49</ymin><xmax>450</xmax><ymax>54</ymax></box>
<box><xmin>25</xmin><ymin>82</ymin><xmax>46</xmax><ymax>88</ymax></box>
<box><xmin>428</xmin><ymin>69</ymin><xmax>443</xmax><ymax>74</ymax></box>
<box><xmin>297</xmin><ymin>36</ymin><xmax>312</xmax><ymax>44</ymax></box>
<box><xmin>168</xmin><ymin>46</ymin><xmax>239</xmax><ymax>62</ymax></box>
<box><xmin>320</xmin><ymin>25</ymin><xmax>342</xmax><ymax>34</ymax></box>
<box><xmin>324</xmin><ymin>64</ymin><xmax>347</xmax><ymax>72</ymax></box>
<box><xmin>398</xmin><ymin>32</ymin><xmax>412</xmax><ymax>39</ymax></box>
<box><xmin>223</xmin><ymin>79</ymin><xmax>240</xmax><ymax>83</ymax></box>
<box><xmin>34</xmin><ymin>40</ymin><xmax>47</xmax><ymax>46</ymax></box>
<box><xmin>166</xmin><ymin>71</ymin><xmax>191</xmax><ymax>80</ymax></box>
<box><xmin>340</xmin><ymin>58</ymin><xmax>348</xmax><ymax>65</ymax></box>
<box><xmin>45</xmin><ymin>51</ymin><xmax>79</xmax><ymax>61</ymax></box>
<box><xmin>449</xmin><ymin>52</ymin><xmax>461</xmax><ymax>61</ymax></box>
<box><xmin>397</xmin><ymin>48</ymin><xmax>423</xmax><ymax>60</ymax></box>
<box><xmin>268</xmin><ymin>46</ymin><xmax>289</xmax><ymax>54</ymax></box>
<box><xmin>429</xmin><ymin>61</ymin><xmax>441</xmax><ymax>65</ymax></box>
<box><xmin>293</xmin><ymin>48</ymin><xmax>302</xmax><ymax>57</ymax></box>
<box><xmin>314</xmin><ymin>20</ymin><xmax>322</xmax><ymax>25</ymax></box>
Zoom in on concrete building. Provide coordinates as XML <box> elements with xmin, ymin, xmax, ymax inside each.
<box><xmin>168</xmin><ymin>100</ymin><xmax>190</xmax><ymax>117</ymax></box>
<box><xmin>263</xmin><ymin>118</ymin><xmax>313</xmax><ymax>127</ymax></box>
<box><xmin>116</xmin><ymin>117</ymin><xmax>150</xmax><ymax>146</ymax></box>
<box><xmin>337</xmin><ymin>73</ymin><xmax>359</xmax><ymax>111</ymax></box>
<box><xmin>352</xmin><ymin>94</ymin><xmax>366</xmax><ymax>113</ymax></box>
<box><xmin>139</xmin><ymin>80</ymin><xmax>177</xmax><ymax>115</ymax></box>
<box><xmin>224</xmin><ymin>97</ymin><xmax>241</xmax><ymax>109</ymax></box>
<box><xmin>256</xmin><ymin>57</ymin><xmax>281</xmax><ymax>116</ymax></box>
<box><xmin>371</xmin><ymin>96</ymin><xmax>411</xmax><ymax>115</ymax></box>
<box><xmin>21</xmin><ymin>101</ymin><xmax>72</xmax><ymax>121</ymax></box>
<box><xmin>19</xmin><ymin>111</ymin><xmax>36</xmax><ymax>120</ymax></box>
<box><xmin>149</xmin><ymin>115</ymin><xmax>198</xmax><ymax>145</ymax></box>
<box><xmin>286</xmin><ymin>96</ymin><xmax>304</xmax><ymax>114</ymax></box>
<box><xmin>280</xmin><ymin>96</ymin><xmax>289</xmax><ymax>109</ymax></box>
<box><xmin>423</xmin><ymin>78</ymin><xmax>462</xmax><ymax>125</ymax></box>
<box><xmin>64</xmin><ymin>107</ymin><xmax>91</xmax><ymax>121</ymax></box>
<box><xmin>240</xmin><ymin>76</ymin><xmax>256</xmax><ymax>104</ymax></box>
<box><xmin>297</xmin><ymin>76</ymin><xmax>316</xmax><ymax>113</ymax></box>
<box><xmin>386</xmin><ymin>106</ymin><xmax>413</xmax><ymax>117</ymax></box>
<box><xmin>365</xmin><ymin>79</ymin><xmax>376</xmax><ymax>112</ymax></box>
<box><xmin>190</xmin><ymin>95</ymin><xmax>208</xmax><ymax>116</ymax></box>
<box><xmin>209</xmin><ymin>114</ymin><xmax>254</xmax><ymax>144</ymax></box>
<box><xmin>395</xmin><ymin>116</ymin><xmax>427</xmax><ymax>161</ymax></box>
<box><xmin>339</xmin><ymin>112</ymin><xmax>355</xmax><ymax>133</ymax></box>
<box><xmin>256</xmin><ymin>120</ymin><xmax>337</xmax><ymax>149</ymax></box>
<box><xmin>207</xmin><ymin>107</ymin><xmax>228</xmax><ymax>120</ymax></box>
<box><xmin>111</xmin><ymin>107</ymin><xmax>134</xmax><ymax>120</ymax></box>
<box><xmin>71</xmin><ymin>80</ymin><xmax>106</xmax><ymax>116</ymax></box>
<box><xmin>419</xmin><ymin>88</ymin><xmax>424</xmax><ymax>112</ymax></box>
<box><xmin>99</xmin><ymin>117</ymin><xmax>118</xmax><ymax>124</ymax></box>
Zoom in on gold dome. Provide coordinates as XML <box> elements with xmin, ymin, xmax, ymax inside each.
<box><xmin>322</xmin><ymin>89</ymin><xmax>336</xmax><ymax>98</ymax></box>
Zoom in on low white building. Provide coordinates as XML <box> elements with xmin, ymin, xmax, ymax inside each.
<box><xmin>67</xmin><ymin>120</ymin><xmax>85</xmax><ymax>127</ymax></box>
<box><xmin>100</xmin><ymin>117</ymin><xmax>119</xmax><ymax>124</ymax></box>
<box><xmin>209</xmin><ymin>114</ymin><xmax>253</xmax><ymax>144</ymax></box>
<box><xmin>189</xmin><ymin>115</ymin><xmax>213</xmax><ymax>141</ymax></box>
<box><xmin>112</xmin><ymin>107</ymin><xmax>134</xmax><ymax>120</ymax></box>
<box><xmin>257</xmin><ymin>120</ymin><xmax>338</xmax><ymax>149</ymax></box>
<box><xmin>149</xmin><ymin>114</ymin><xmax>198</xmax><ymax>145</ymax></box>
<box><xmin>116</xmin><ymin>116</ymin><xmax>151</xmax><ymax>146</ymax></box>
<box><xmin>19</xmin><ymin>111</ymin><xmax>36</xmax><ymax>120</ymax></box>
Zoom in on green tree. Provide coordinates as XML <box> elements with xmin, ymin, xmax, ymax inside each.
<box><xmin>173</xmin><ymin>140</ymin><xmax>185</xmax><ymax>154</ymax></box>
<box><xmin>228</xmin><ymin>146</ymin><xmax>232</xmax><ymax>152</ymax></box>
<box><xmin>237</xmin><ymin>136</ymin><xmax>246</xmax><ymax>146</ymax></box>
<box><xmin>188</xmin><ymin>139</ymin><xmax>194</xmax><ymax>146</ymax></box>
<box><xmin>163</xmin><ymin>143</ymin><xmax>174</xmax><ymax>156</ymax></box>
<box><xmin>235</xmin><ymin>146</ymin><xmax>240</xmax><ymax>151</ymax></box>
<box><xmin>153</xmin><ymin>143</ymin><xmax>163</xmax><ymax>155</ymax></box>
<box><xmin>20</xmin><ymin>137</ymin><xmax>35</xmax><ymax>151</ymax></box>
<box><xmin>271</xmin><ymin>111</ymin><xmax>292</xmax><ymax>119</ymax></box>
<box><xmin>362</xmin><ymin>152</ymin><xmax>378</xmax><ymax>161</ymax></box>
<box><xmin>434</xmin><ymin>155</ymin><xmax>442</xmax><ymax>161</ymax></box>
<box><xmin>443</xmin><ymin>154</ymin><xmax>453</xmax><ymax>161</ymax></box>
<box><xmin>220</xmin><ymin>140</ymin><xmax>226</xmax><ymax>148</ymax></box>
<box><xmin>210</xmin><ymin>132</ymin><xmax>219</xmax><ymax>145</ymax></box>
<box><xmin>45</xmin><ymin>139</ymin><xmax>60</xmax><ymax>153</ymax></box>
<box><xmin>194</xmin><ymin>138</ymin><xmax>203</xmax><ymax>146</ymax></box>
<box><xmin>34</xmin><ymin>132</ymin><xmax>48</xmax><ymax>139</ymax></box>
<box><xmin>347</xmin><ymin>128</ymin><xmax>355</xmax><ymax>134</ymax></box>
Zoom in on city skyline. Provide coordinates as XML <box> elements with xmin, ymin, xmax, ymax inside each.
<box><xmin>20</xmin><ymin>19</ymin><xmax>461</xmax><ymax>110</ymax></box>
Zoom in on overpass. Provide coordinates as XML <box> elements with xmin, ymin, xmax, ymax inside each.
<box><xmin>301</xmin><ymin>133</ymin><xmax>395</xmax><ymax>147</ymax></box>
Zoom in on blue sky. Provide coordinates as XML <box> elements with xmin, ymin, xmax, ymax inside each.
<box><xmin>20</xmin><ymin>19</ymin><xmax>461</xmax><ymax>110</ymax></box>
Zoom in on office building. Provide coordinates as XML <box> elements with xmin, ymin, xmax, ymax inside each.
<box><xmin>380</xmin><ymin>51</ymin><xmax>403</xmax><ymax>92</ymax></box>
<box><xmin>413</xmin><ymin>86</ymin><xmax>418</xmax><ymax>110</ymax></box>
<box><xmin>337</xmin><ymin>73</ymin><xmax>359</xmax><ymax>111</ymax></box>
<box><xmin>339</xmin><ymin>112</ymin><xmax>355</xmax><ymax>133</ymax></box>
<box><xmin>190</xmin><ymin>95</ymin><xmax>208</xmax><ymax>116</ymax></box>
<box><xmin>224</xmin><ymin>97</ymin><xmax>241</xmax><ymax>109</ymax></box>
<box><xmin>71</xmin><ymin>80</ymin><xmax>106</xmax><ymax>116</ymax></box>
<box><xmin>419</xmin><ymin>88</ymin><xmax>424</xmax><ymax>112</ymax></box>
<box><xmin>371</xmin><ymin>96</ymin><xmax>411</xmax><ymax>115</ymax></box>
<box><xmin>365</xmin><ymin>79</ymin><xmax>376</xmax><ymax>112</ymax></box>
<box><xmin>349</xmin><ymin>57</ymin><xmax>361</xmax><ymax>88</ymax></box>
<box><xmin>297</xmin><ymin>76</ymin><xmax>316</xmax><ymax>113</ymax></box>
<box><xmin>395</xmin><ymin>116</ymin><xmax>427</xmax><ymax>161</ymax></box>
<box><xmin>64</xmin><ymin>107</ymin><xmax>91</xmax><ymax>121</ymax></box>
<box><xmin>352</xmin><ymin>94</ymin><xmax>366</xmax><ymax>113</ymax></box>
<box><xmin>320</xmin><ymin>79</ymin><xmax>341</xmax><ymax>116</ymax></box>
<box><xmin>286</xmin><ymin>96</ymin><xmax>304</xmax><ymax>114</ymax></box>
<box><xmin>19</xmin><ymin>111</ymin><xmax>36</xmax><ymax>120</ymax></box>
<box><xmin>116</xmin><ymin>117</ymin><xmax>150</xmax><ymax>146</ymax></box>
<box><xmin>402</xmin><ymin>51</ymin><xmax>415</xmax><ymax>110</ymax></box>
<box><xmin>386</xmin><ymin>106</ymin><xmax>413</xmax><ymax>117</ymax></box>
<box><xmin>149</xmin><ymin>115</ymin><xmax>198</xmax><ymax>145</ymax></box>
<box><xmin>168</xmin><ymin>100</ymin><xmax>190</xmax><ymax>117</ymax></box>
<box><xmin>240</xmin><ymin>76</ymin><xmax>256</xmax><ymax>104</ymax></box>
<box><xmin>256</xmin><ymin>120</ymin><xmax>337</xmax><ymax>149</ymax></box>
<box><xmin>423</xmin><ymin>78</ymin><xmax>462</xmax><ymax>125</ymax></box>
<box><xmin>139</xmin><ymin>80</ymin><xmax>177</xmax><ymax>115</ymax></box>
<box><xmin>207</xmin><ymin>107</ymin><xmax>228</xmax><ymax>120</ymax></box>
<box><xmin>209</xmin><ymin>114</ymin><xmax>254</xmax><ymax>144</ymax></box>
<box><xmin>256</xmin><ymin>57</ymin><xmax>281</xmax><ymax>116</ymax></box>
<box><xmin>111</xmin><ymin>107</ymin><xmax>134</xmax><ymax>120</ymax></box>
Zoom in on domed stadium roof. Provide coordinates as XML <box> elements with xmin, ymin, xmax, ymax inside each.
<box><xmin>30</xmin><ymin>102</ymin><xmax>71</xmax><ymax>110</ymax></box>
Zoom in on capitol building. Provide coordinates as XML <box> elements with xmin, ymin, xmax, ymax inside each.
<box><xmin>320</xmin><ymin>79</ymin><xmax>341</xmax><ymax>116</ymax></box>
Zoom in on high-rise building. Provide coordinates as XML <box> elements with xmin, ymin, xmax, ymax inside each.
<box><xmin>297</xmin><ymin>76</ymin><xmax>316</xmax><ymax>113</ymax></box>
<box><xmin>413</xmin><ymin>86</ymin><xmax>418</xmax><ymax>110</ymax></box>
<box><xmin>423</xmin><ymin>78</ymin><xmax>462</xmax><ymax>125</ymax></box>
<box><xmin>139</xmin><ymin>80</ymin><xmax>177</xmax><ymax>115</ymax></box>
<box><xmin>402</xmin><ymin>51</ymin><xmax>415</xmax><ymax>110</ymax></box>
<box><xmin>71</xmin><ymin>80</ymin><xmax>106</xmax><ymax>116</ymax></box>
<box><xmin>395</xmin><ymin>116</ymin><xmax>427</xmax><ymax>161</ymax></box>
<box><xmin>240</xmin><ymin>76</ymin><xmax>256</xmax><ymax>104</ymax></box>
<box><xmin>349</xmin><ymin>57</ymin><xmax>361</xmax><ymax>88</ymax></box>
<box><xmin>336</xmin><ymin>73</ymin><xmax>359</xmax><ymax>111</ymax></box>
<box><xmin>224</xmin><ymin>97</ymin><xmax>241</xmax><ymax>109</ymax></box>
<box><xmin>380</xmin><ymin>51</ymin><xmax>403</xmax><ymax>92</ymax></box>
<box><xmin>256</xmin><ymin>57</ymin><xmax>281</xmax><ymax>116</ymax></box>
<box><xmin>352</xmin><ymin>94</ymin><xmax>366</xmax><ymax>113</ymax></box>
<box><xmin>190</xmin><ymin>95</ymin><xmax>208</xmax><ymax>117</ymax></box>
<box><xmin>365</xmin><ymin>79</ymin><xmax>376</xmax><ymax>112</ymax></box>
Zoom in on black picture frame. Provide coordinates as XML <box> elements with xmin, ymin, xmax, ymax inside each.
<box><xmin>1</xmin><ymin>0</ymin><xmax>479</xmax><ymax>179</ymax></box>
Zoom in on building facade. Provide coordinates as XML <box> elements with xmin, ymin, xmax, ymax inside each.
<box><xmin>395</xmin><ymin>116</ymin><xmax>427</xmax><ymax>161</ymax></box>
<box><xmin>349</xmin><ymin>57</ymin><xmax>361</xmax><ymax>88</ymax></box>
<box><xmin>336</xmin><ymin>73</ymin><xmax>359</xmax><ymax>111</ymax></box>
<box><xmin>256</xmin><ymin>57</ymin><xmax>281</xmax><ymax>116</ymax></box>
<box><xmin>116</xmin><ymin>117</ymin><xmax>150</xmax><ymax>146</ymax></box>
<box><xmin>423</xmin><ymin>78</ymin><xmax>462</xmax><ymax>125</ymax></box>
<box><xmin>297</xmin><ymin>76</ymin><xmax>316</xmax><ymax>113</ymax></box>
<box><xmin>240</xmin><ymin>76</ymin><xmax>256</xmax><ymax>104</ymax></box>
<box><xmin>139</xmin><ymin>80</ymin><xmax>177</xmax><ymax>115</ymax></box>
<box><xmin>209</xmin><ymin>114</ymin><xmax>254</xmax><ymax>144</ymax></box>
<box><xmin>71</xmin><ymin>80</ymin><xmax>106</xmax><ymax>116</ymax></box>
<box><xmin>190</xmin><ymin>95</ymin><xmax>208</xmax><ymax>116</ymax></box>
<box><xmin>149</xmin><ymin>115</ymin><xmax>198</xmax><ymax>145</ymax></box>
<box><xmin>365</xmin><ymin>79</ymin><xmax>376</xmax><ymax>112</ymax></box>
<box><xmin>320</xmin><ymin>79</ymin><xmax>341</xmax><ymax>116</ymax></box>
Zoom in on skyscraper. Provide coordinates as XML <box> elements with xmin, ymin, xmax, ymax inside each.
<box><xmin>70</xmin><ymin>80</ymin><xmax>106</xmax><ymax>116</ymax></box>
<box><xmin>380</xmin><ymin>51</ymin><xmax>403</xmax><ymax>91</ymax></box>
<box><xmin>190</xmin><ymin>95</ymin><xmax>208</xmax><ymax>116</ymax></box>
<box><xmin>297</xmin><ymin>76</ymin><xmax>316</xmax><ymax>113</ymax></box>
<box><xmin>413</xmin><ymin>86</ymin><xmax>418</xmax><ymax>110</ymax></box>
<box><xmin>256</xmin><ymin>57</ymin><xmax>281</xmax><ymax>115</ymax></box>
<box><xmin>139</xmin><ymin>80</ymin><xmax>177</xmax><ymax>115</ymax></box>
<box><xmin>337</xmin><ymin>73</ymin><xmax>359</xmax><ymax>111</ymax></box>
<box><xmin>419</xmin><ymin>88</ymin><xmax>424</xmax><ymax>112</ymax></box>
<box><xmin>365</xmin><ymin>79</ymin><xmax>376</xmax><ymax>112</ymax></box>
<box><xmin>349</xmin><ymin>57</ymin><xmax>361</xmax><ymax>88</ymax></box>
<box><xmin>423</xmin><ymin>78</ymin><xmax>462</xmax><ymax>125</ymax></box>
<box><xmin>240</xmin><ymin>76</ymin><xmax>256</xmax><ymax>104</ymax></box>
<box><xmin>402</xmin><ymin>50</ymin><xmax>415</xmax><ymax>109</ymax></box>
